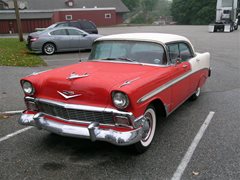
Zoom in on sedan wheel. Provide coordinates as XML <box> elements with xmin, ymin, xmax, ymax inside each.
<box><xmin>43</xmin><ymin>43</ymin><xmax>56</xmax><ymax>55</ymax></box>
<box><xmin>133</xmin><ymin>105</ymin><xmax>156</xmax><ymax>154</ymax></box>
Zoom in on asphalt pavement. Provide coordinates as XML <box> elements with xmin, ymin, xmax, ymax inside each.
<box><xmin>0</xmin><ymin>25</ymin><xmax>240</xmax><ymax>180</ymax></box>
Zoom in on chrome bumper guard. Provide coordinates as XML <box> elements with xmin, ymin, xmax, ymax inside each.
<box><xmin>19</xmin><ymin>112</ymin><xmax>147</xmax><ymax>146</ymax></box>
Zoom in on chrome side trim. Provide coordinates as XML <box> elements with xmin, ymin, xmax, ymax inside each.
<box><xmin>137</xmin><ymin>70</ymin><xmax>192</xmax><ymax>104</ymax></box>
<box><xmin>137</xmin><ymin>68</ymin><xmax>209</xmax><ymax>104</ymax></box>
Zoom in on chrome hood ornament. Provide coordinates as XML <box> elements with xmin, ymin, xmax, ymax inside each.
<box><xmin>57</xmin><ymin>91</ymin><xmax>82</xmax><ymax>99</ymax></box>
<box><xmin>67</xmin><ymin>72</ymin><xmax>89</xmax><ymax>80</ymax></box>
<box><xmin>120</xmin><ymin>77</ymin><xmax>140</xmax><ymax>88</ymax></box>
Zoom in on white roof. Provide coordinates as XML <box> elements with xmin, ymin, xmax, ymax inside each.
<box><xmin>96</xmin><ymin>33</ymin><xmax>191</xmax><ymax>44</ymax></box>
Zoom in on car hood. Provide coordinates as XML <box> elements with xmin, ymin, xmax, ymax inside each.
<box><xmin>25</xmin><ymin>61</ymin><xmax>159</xmax><ymax>107</ymax></box>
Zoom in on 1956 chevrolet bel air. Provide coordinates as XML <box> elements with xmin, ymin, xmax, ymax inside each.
<box><xmin>19</xmin><ymin>33</ymin><xmax>211</xmax><ymax>153</ymax></box>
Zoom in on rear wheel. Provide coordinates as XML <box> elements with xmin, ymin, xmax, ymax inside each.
<box><xmin>190</xmin><ymin>87</ymin><xmax>201</xmax><ymax>101</ymax></box>
<box><xmin>43</xmin><ymin>43</ymin><xmax>56</xmax><ymax>55</ymax></box>
<box><xmin>133</xmin><ymin>105</ymin><xmax>157</xmax><ymax>154</ymax></box>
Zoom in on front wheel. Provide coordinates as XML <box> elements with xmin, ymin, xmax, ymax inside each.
<box><xmin>133</xmin><ymin>105</ymin><xmax>157</xmax><ymax>154</ymax></box>
<box><xmin>43</xmin><ymin>43</ymin><xmax>56</xmax><ymax>55</ymax></box>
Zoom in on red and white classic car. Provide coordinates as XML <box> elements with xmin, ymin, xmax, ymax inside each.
<box><xmin>19</xmin><ymin>33</ymin><xmax>211</xmax><ymax>153</ymax></box>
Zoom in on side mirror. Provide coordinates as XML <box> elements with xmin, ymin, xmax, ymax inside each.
<box><xmin>175</xmin><ymin>58</ymin><xmax>182</xmax><ymax>66</ymax></box>
<box><xmin>82</xmin><ymin>34</ymin><xmax>87</xmax><ymax>37</ymax></box>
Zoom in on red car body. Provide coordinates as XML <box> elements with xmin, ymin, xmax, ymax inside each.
<box><xmin>19</xmin><ymin>33</ymin><xmax>211</xmax><ymax>153</ymax></box>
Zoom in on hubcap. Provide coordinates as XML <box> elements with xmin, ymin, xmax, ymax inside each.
<box><xmin>45</xmin><ymin>44</ymin><xmax>54</xmax><ymax>54</ymax></box>
<box><xmin>142</xmin><ymin>114</ymin><xmax>152</xmax><ymax>142</ymax></box>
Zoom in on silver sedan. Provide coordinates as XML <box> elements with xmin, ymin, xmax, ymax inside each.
<box><xmin>27</xmin><ymin>27</ymin><xmax>102</xmax><ymax>55</ymax></box>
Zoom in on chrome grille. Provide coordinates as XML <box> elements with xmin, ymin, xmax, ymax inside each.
<box><xmin>37</xmin><ymin>101</ymin><xmax>114</xmax><ymax>124</ymax></box>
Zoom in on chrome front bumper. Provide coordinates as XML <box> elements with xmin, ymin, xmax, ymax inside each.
<box><xmin>19</xmin><ymin>112</ymin><xmax>147</xmax><ymax>146</ymax></box>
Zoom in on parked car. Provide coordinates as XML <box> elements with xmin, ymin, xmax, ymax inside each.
<box><xmin>37</xmin><ymin>20</ymin><xmax>98</xmax><ymax>34</ymax></box>
<box><xmin>27</xmin><ymin>27</ymin><xmax>102</xmax><ymax>55</ymax></box>
<box><xmin>19</xmin><ymin>33</ymin><xmax>211</xmax><ymax>153</ymax></box>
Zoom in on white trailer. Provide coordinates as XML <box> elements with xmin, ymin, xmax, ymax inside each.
<box><xmin>209</xmin><ymin>0</ymin><xmax>239</xmax><ymax>32</ymax></box>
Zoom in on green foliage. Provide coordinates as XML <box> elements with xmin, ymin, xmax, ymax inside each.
<box><xmin>122</xmin><ymin>0</ymin><xmax>141</xmax><ymax>11</ymax></box>
<box><xmin>171</xmin><ymin>0</ymin><xmax>217</xmax><ymax>25</ymax></box>
<box><xmin>0</xmin><ymin>38</ymin><xmax>46</xmax><ymax>67</ymax></box>
<box><xmin>126</xmin><ymin>0</ymin><xmax>172</xmax><ymax>24</ymax></box>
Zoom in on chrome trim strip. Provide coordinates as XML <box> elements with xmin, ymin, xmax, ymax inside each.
<box><xmin>120</xmin><ymin>77</ymin><xmax>140</xmax><ymax>88</ymax></box>
<box><xmin>137</xmin><ymin>70</ymin><xmax>192</xmax><ymax>103</ymax></box>
<box><xmin>137</xmin><ymin>68</ymin><xmax>209</xmax><ymax>104</ymax></box>
<box><xmin>57</xmin><ymin>91</ymin><xmax>82</xmax><ymax>99</ymax></box>
<box><xmin>67</xmin><ymin>72</ymin><xmax>89</xmax><ymax>80</ymax></box>
<box><xmin>91</xmin><ymin>60</ymin><xmax>171</xmax><ymax>67</ymax></box>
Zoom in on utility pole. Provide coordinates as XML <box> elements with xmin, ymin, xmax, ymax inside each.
<box><xmin>13</xmin><ymin>0</ymin><xmax>23</xmax><ymax>42</ymax></box>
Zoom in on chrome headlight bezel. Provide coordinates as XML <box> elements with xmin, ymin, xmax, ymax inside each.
<box><xmin>21</xmin><ymin>80</ymin><xmax>35</xmax><ymax>95</ymax></box>
<box><xmin>112</xmin><ymin>91</ymin><xmax>130</xmax><ymax>110</ymax></box>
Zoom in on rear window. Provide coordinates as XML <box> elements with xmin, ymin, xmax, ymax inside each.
<box><xmin>80</xmin><ymin>21</ymin><xmax>96</xmax><ymax>29</ymax></box>
<box><xmin>55</xmin><ymin>23</ymin><xmax>68</xmax><ymax>28</ymax></box>
<box><xmin>69</xmin><ymin>21</ymin><xmax>81</xmax><ymax>28</ymax></box>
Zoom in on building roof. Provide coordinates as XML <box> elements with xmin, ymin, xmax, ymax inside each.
<box><xmin>3</xmin><ymin>0</ymin><xmax>129</xmax><ymax>13</ymax></box>
<box><xmin>0</xmin><ymin>11</ymin><xmax>53</xmax><ymax>20</ymax></box>
<box><xmin>96</xmin><ymin>33</ymin><xmax>192</xmax><ymax>45</ymax></box>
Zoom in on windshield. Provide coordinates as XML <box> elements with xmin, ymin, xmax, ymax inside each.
<box><xmin>89</xmin><ymin>40</ymin><xmax>167</xmax><ymax>65</ymax></box>
<box><xmin>222</xmin><ymin>0</ymin><xmax>233</xmax><ymax>7</ymax></box>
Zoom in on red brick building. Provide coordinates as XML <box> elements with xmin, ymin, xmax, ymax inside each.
<box><xmin>0</xmin><ymin>0</ymin><xmax>129</xmax><ymax>34</ymax></box>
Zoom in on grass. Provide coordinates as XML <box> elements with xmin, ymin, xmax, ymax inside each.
<box><xmin>0</xmin><ymin>38</ymin><xmax>46</xmax><ymax>67</ymax></box>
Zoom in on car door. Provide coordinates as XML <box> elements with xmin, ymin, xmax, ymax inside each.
<box><xmin>49</xmin><ymin>29</ymin><xmax>69</xmax><ymax>51</ymax></box>
<box><xmin>167</xmin><ymin>42</ymin><xmax>192</xmax><ymax>111</ymax></box>
<box><xmin>67</xmin><ymin>29</ymin><xmax>90</xmax><ymax>50</ymax></box>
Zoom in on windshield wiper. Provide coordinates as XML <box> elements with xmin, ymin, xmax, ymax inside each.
<box><xmin>101</xmin><ymin>57</ymin><xmax>136</xmax><ymax>62</ymax></box>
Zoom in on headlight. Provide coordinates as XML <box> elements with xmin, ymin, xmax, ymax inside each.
<box><xmin>22</xmin><ymin>81</ymin><xmax>35</xmax><ymax>95</ymax></box>
<box><xmin>112</xmin><ymin>92</ymin><xmax>129</xmax><ymax>109</ymax></box>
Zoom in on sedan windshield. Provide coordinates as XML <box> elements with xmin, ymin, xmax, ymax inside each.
<box><xmin>89</xmin><ymin>41</ymin><xmax>167</xmax><ymax>65</ymax></box>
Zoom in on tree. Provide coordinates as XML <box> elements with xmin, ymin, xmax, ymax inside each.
<box><xmin>171</xmin><ymin>0</ymin><xmax>217</xmax><ymax>25</ymax></box>
<box><xmin>122</xmin><ymin>0</ymin><xmax>141</xmax><ymax>11</ymax></box>
<box><xmin>13</xmin><ymin>0</ymin><xmax>23</xmax><ymax>41</ymax></box>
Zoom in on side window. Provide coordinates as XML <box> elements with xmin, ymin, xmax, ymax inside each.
<box><xmin>50</xmin><ymin>29</ymin><xmax>67</xmax><ymax>35</ymax></box>
<box><xmin>179</xmin><ymin>43</ymin><xmax>192</xmax><ymax>61</ymax></box>
<box><xmin>67</xmin><ymin>29</ymin><xmax>84</xmax><ymax>36</ymax></box>
<box><xmin>167</xmin><ymin>44</ymin><xmax>180</xmax><ymax>64</ymax></box>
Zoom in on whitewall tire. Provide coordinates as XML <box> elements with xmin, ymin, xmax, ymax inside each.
<box><xmin>133</xmin><ymin>105</ymin><xmax>157</xmax><ymax>154</ymax></box>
